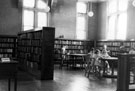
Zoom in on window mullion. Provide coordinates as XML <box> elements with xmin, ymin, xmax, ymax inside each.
<box><xmin>34</xmin><ymin>0</ymin><xmax>37</xmax><ymax>30</ymax></box>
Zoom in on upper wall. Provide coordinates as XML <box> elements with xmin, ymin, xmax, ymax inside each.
<box><xmin>97</xmin><ymin>2</ymin><xmax>107</xmax><ymax>40</ymax></box>
<box><xmin>50</xmin><ymin>0</ymin><xmax>76</xmax><ymax>39</ymax></box>
<box><xmin>0</xmin><ymin>0</ymin><xmax>22</xmax><ymax>35</ymax></box>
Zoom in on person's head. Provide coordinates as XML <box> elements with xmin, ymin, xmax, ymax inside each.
<box><xmin>103</xmin><ymin>45</ymin><xmax>107</xmax><ymax>50</ymax></box>
<box><xmin>95</xmin><ymin>49</ymin><xmax>100</xmax><ymax>54</ymax></box>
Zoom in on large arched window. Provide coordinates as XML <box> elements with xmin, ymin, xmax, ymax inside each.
<box><xmin>107</xmin><ymin>0</ymin><xmax>127</xmax><ymax>40</ymax></box>
<box><xmin>22</xmin><ymin>0</ymin><xmax>49</xmax><ymax>31</ymax></box>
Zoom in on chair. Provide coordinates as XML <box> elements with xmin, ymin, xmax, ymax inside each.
<box><xmin>84</xmin><ymin>54</ymin><xmax>95</xmax><ymax>77</ymax></box>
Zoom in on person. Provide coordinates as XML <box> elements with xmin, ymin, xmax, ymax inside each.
<box><xmin>94</xmin><ymin>49</ymin><xmax>102</xmax><ymax>70</ymax></box>
<box><xmin>88</xmin><ymin>48</ymin><xmax>96</xmax><ymax>71</ymax></box>
<box><xmin>119</xmin><ymin>42</ymin><xmax>127</xmax><ymax>53</ymax></box>
<box><xmin>101</xmin><ymin>48</ymin><xmax>111</xmax><ymax>73</ymax></box>
<box><xmin>88</xmin><ymin>48</ymin><xmax>95</xmax><ymax>58</ymax></box>
<box><xmin>129</xmin><ymin>47</ymin><xmax>135</xmax><ymax>54</ymax></box>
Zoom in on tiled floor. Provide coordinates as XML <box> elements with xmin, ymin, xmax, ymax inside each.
<box><xmin>0</xmin><ymin>65</ymin><xmax>117</xmax><ymax>91</ymax></box>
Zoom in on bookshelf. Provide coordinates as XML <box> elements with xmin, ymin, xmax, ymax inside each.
<box><xmin>95</xmin><ymin>41</ymin><xmax>135</xmax><ymax>57</ymax></box>
<box><xmin>17</xmin><ymin>27</ymin><xmax>55</xmax><ymax>80</ymax></box>
<box><xmin>54</xmin><ymin>38</ymin><xmax>94</xmax><ymax>64</ymax></box>
<box><xmin>117</xmin><ymin>54</ymin><xmax>135</xmax><ymax>91</ymax></box>
<box><xmin>0</xmin><ymin>35</ymin><xmax>17</xmax><ymax>58</ymax></box>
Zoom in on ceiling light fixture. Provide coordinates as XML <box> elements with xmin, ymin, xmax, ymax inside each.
<box><xmin>133</xmin><ymin>0</ymin><xmax>135</xmax><ymax>7</ymax></box>
<box><xmin>88</xmin><ymin>2</ymin><xmax>94</xmax><ymax>17</ymax></box>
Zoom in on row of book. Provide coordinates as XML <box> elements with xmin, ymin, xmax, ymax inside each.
<box><xmin>18</xmin><ymin>52</ymin><xmax>41</xmax><ymax>62</ymax></box>
<box><xmin>18</xmin><ymin>47</ymin><xmax>41</xmax><ymax>55</ymax></box>
<box><xmin>19</xmin><ymin>31</ymin><xmax>42</xmax><ymax>39</ymax></box>
<box><xmin>0</xmin><ymin>43</ymin><xmax>15</xmax><ymax>48</ymax></box>
<box><xmin>0</xmin><ymin>54</ymin><xmax>13</xmax><ymax>58</ymax></box>
<box><xmin>0</xmin><ymin>49</ymin><xmax>13</xmax><ymax>53</ymax></box>
<box><xmin>55</xmin><ymin>44</ymin><xmax>92</xmax><ymax>49</ymax></box>
<box><xmin>97</xmin><ymin>41</ymin><xmax>135</xmax><ymax>47</ymax></box>
<box><xmin>55</xmin><ymin>40</ymin><xmax>92</xmax><ymax>45</ymax></box>
<box><xmin>0</xmin><ymin>38</ymin><xmax>15</xmax><ymax>42</ymax></box>
<box><xmin>18</xmin><ymin>39</ymin><xmax>41</xmax><ymax>47</ymax></box>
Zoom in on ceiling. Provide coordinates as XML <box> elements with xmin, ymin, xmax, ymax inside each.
<box><xmin>78</xmin><ymin>0</ymin><xmax>107</xmax><ymax>2</ymax></box>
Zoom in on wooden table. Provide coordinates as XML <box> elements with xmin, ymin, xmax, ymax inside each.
<box><xmin>0</xmin><ymin>61</ymin><xmax>18</xmax><ymax>91</ymax></box>
<box><xmin>101</xmin><ymin>57</ymin><xmax>118</xmax><ymax>78</ymax></box>
<box><xmin>67</xmin><ymin>53</ymin><xmax>87</xmax><ymax>68</ymax></box>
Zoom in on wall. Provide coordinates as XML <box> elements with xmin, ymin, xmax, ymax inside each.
<box><xmin>97</xmin><ymin>2</ymin><xmax>107</xmax><ymax>40</ymax></box>
<box><xmin>127</xmin><ymin>0</ymin><xmax>135</xmax><ymax>40</ymax></box>
<box><xmin>0</xmin><ymin>0</ymin><xmax>22</xmax><ymax>35</ymax></box>
<box><xmin>87</xmin><ymin>3</ymin><xmax>98</xmax><ymax>40</ymax></box>
<box><xmin>50</xmin><ymin>0</ymin><xmax>76</xmax><ymax>39</ymax></box>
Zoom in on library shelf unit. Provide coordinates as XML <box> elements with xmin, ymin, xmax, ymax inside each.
<box><xmin>54</xmin><ymin>38</ymin><xmax>94</xmax><ymax>64</ymax></box>
<box><xmin>95</xmin><ymin>40</ymin><xmax>135</xmax><ymax>57</ymax></box>
<box><xmin>17</xmin><ymin>27</ymin><xmax>55</xmax><ymax>80</ymax></box>
<box><xmin>0</xmin><ymin>35</ymin><xmax>17</xmax><ymax>58</ymax></box>
<box><xmin>117</xmin><ymin>54</ymin><xmax>135</xmax><ymax>91</ymax></box>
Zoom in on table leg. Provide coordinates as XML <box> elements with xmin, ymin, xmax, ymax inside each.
<box><xmin>8</xmin><ymin>79</ymin><xmax>10</xmax><ymax>91</ymax></box>
<box><xmin>14</xmin><ymin>76</ymin><xmax>17</xmax><ymax>91</ymax></box>
<box><xmin>103</xmin><ymin>61</ymin><xmax>106</xmax><ymax>75</ymax></box>
<box><xmin>111</xmin><ymin>62</ymin><xmax>114</xmax><ymax>76</ymax></box>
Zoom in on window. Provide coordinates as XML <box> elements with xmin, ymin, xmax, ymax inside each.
<box><xmin>107</xmin><ymin>0</ymin><xmax>127</xmax><ymax>40</ymax></box>
<box><xmin>76</xmin><ymin>2</ymin><xmax>87</xmax><ymax>39</ymax></box>
<box><xmin>23</xmin><ymin>0</ymin><xmax>49</xmax><ymax>31</ymax></box>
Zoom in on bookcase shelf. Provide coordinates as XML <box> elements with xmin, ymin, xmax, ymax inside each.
<box><xmin>54</xmin><ymin>38</ymin><xmax>94</xmax><ymax>64</ymax></box>
<box><xmin>95</xmin><ymin>40</ymin><xmax>135</xmax><ymax>57</ymax></box>
<box><xmin>17</xmin><ymin>27</ymin><xmax>55</xmax><ymax>80</ymax></box>
<box><xmin>117</xmin><ymin>54</ymin><xmax>135</xmax><ymax>91</ymax></box>
<box><xmin>0</xmin><ymin>35</ymin><xmax>17</xmax><ymax>58</ymax></box>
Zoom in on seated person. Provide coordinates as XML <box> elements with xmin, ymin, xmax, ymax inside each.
<box><xmin>101</xmin><ymin>49</ymin><xmax>111</xmax><ymax>73</ymax></box>
<box><xmin>88</xmin><ymin>48</ymin><xmax>95</xmax><ymax>58</ymax></box>
<box><xmin>88</xmin><ymin>48</ymin><xmax>96</xmax><ymax>68</ymax></box>
<box><xmin>94</xmin><ymin>49</ymin><xmax>102</xmax><ymax>69</ymax></box>
<box><xmin>129</xmin><ymin>47</ymin><xmax>135</xmax><ymax>54</ymax></box>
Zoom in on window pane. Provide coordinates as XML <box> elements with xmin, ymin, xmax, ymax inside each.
<box><xmin>37</xmin><ymin>12</ymin><xmax>47</xmax><ymax>28</ymax></box>
<box><xmin>76</xmin><ymin>30</ymin><xmax>86</xmax><ymax>39</ymax></box>
<box><xmin>24</xmin><ymin>26</ymin><xmax>34</xmax><ymax>31</ymax></box>
<box><xmin>23</xmin><ymin>0</ymin><xmax>35</xmax><ymax>8</ymax></box>
<box><xmin>107</xmin><ymin>15</ymin><xmax>116</xmax><ymax>40</ymax></box>
<box><xmin>108</xmin><ymin>0</ymin><xmax>117</xmax><ymax>14</ymax></box>
<box><xmin>76</xmin><ymin>16</ymin><xmax>85</xmax><ymax>30</ymax></box>
<box><xmin>23</xmin><ymin>10</ymin><xmax>34</xmax><ymax>29</ymax></box>
<box><xmin>77</xmin><ymin>2</ymin><xmax>87</xmax><ymax>13</ymax></box>
<box><xmin>118</xmin><ymin>0</ymin><xmax>128</xmax><ymax>11</ymax></box>
<box><xmin>76</xmin><ymin>16</ymin><xmax>86</xmax><ymax>39</ymax></box>
<box><xmin>116</xmin><ymin>13</ymin><xmax>127</xmax><ymax>40</ymax></box>
<box><xmin>37</xmin><ymin>0</ymin><xmax>47</xmax><ymax>9</ymax></box>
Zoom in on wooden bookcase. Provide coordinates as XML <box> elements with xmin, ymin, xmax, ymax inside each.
<box><xmin>54</xmin><ymin>38</ymin><xmax>94</xmax><ymax>64</ymax></box>
<box><xmin>17</xmin><ymin>27</ymin><xmax>55</xmax><ymax>80</ymax></box>
<box><xmin>95</xmin><ymin>40</ymin><xmax>135</xmax><ymax>57</ymax></box>
<box><xmin>0</xmin><ymin>35</ymin><xmax>17</xmax><ymax>58</ymax></box>
<box><xmin>117</xmin><ymin>54</ymin><xmax>135</xmax><ymax>91</ymax></box>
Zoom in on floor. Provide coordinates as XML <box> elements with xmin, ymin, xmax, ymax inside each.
<box><xmin>0</xmin><ymin>65</ymin><xmax>117</xmax><ymax>91</ymax></box>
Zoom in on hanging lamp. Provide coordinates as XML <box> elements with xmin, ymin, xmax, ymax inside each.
<box><xmin>88</xmin><ymin>2</ymin><xmax>94</xmax><ymax>17</ymax></box>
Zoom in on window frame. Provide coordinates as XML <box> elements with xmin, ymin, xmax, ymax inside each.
<box><xmin>76</xmin><ymin>2</ymin><xmax>88</xmax><ymax>40</ymax></box>
<box><xmin>107</xmin><ymin>0</ymin><xmax>127</xmax><ymax>40</ymax></box>
<box><xmin>22</xmin><ymin>0</ymin><xmax>49</xmax><ymax>31</ymax></box>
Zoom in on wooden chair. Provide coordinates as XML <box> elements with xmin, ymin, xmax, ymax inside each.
<box><xmin>84</xmin><ymin>54</ymin><xmax>95</xmax><ymax>77</ymax></box>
